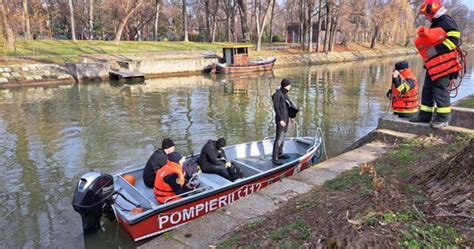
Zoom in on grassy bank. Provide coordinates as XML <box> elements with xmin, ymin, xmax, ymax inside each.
<box><xmin>0</xmin><ymin>40</ymin><xmax>415</xmax><ymax>65</ymax></box>
<box><xmin>218</xmin><ymin>135</ymin><xmax>473</xmax><ymax>248</ymax></box>
<box><xmin>456</xmin><ymin>95</ymin><xmax>474</xmax><ymax>108</ymax></box>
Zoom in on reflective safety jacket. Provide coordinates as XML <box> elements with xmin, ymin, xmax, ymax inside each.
<box><xmin>154</xmin><ymin>161</ymin><xmax>185</xmax><ymax>204</ymax></box>
<box><xmin>391</xmin><ymin>69</ymin><xmax>419</xmax><ymax>114</ymax></box>
<box><xmin>415</xmin><ymin>15</ymin><xmax>462</xmax><ymax>81</ymax></box>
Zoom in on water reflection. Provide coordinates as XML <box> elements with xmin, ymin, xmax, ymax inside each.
<box><xmin>0</xmin><ymin>51</ymin><xmax>473</xmax><ymax>248</ymax></box>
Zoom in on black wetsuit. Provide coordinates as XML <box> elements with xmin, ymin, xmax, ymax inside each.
<box><xmin>199</xmin><ymin>140</ymin><xmax>232</xmax><ymax>180</ymax></box>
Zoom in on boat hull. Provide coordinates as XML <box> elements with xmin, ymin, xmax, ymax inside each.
<box><xmin>116</xmin><ymin>152</ymin><xmax>314</xmax><ymax>241</ymax></box>
<box><xmin>216</xmin><ymin>58</ymin><xmax>276</xmax><ymax>74</ymax></box>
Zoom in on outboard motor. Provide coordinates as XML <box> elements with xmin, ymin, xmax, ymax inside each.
<box><xmin>72</xmin><ymin>172</ymin><xmax>115</xmax><ymax>232</ymax></box>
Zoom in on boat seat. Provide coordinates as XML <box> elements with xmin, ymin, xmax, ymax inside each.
<box><xmin>199</xmin><ymin>173</ymin><xmax>232</xmax><ymax>189</ymax></box>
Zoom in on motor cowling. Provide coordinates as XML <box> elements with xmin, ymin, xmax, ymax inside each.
<box><xmin>72</xmin><ymin>172</ymin><xmax>114</xmax><ymax>232</ymax></box>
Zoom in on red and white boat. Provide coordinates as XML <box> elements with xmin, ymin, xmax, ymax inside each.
<box><xmin>212</xmin><ymin>44</ymin><xmax>276</xmax><ymax>74</ymax></box>
<box><xmin>72</xmin><ymin>132</ymin><xmax>322</xmax><ymax>241</ymax></box>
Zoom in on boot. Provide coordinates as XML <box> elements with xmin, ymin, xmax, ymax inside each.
<box><xmin>409</xmin><ymin>115</ymin><xmax>430</xmax><ymax>123</ymax></box>
<box><xmin>431</xmin><ymin>121</ymin><xmax>449</xmax><ymax>129</ymax></box>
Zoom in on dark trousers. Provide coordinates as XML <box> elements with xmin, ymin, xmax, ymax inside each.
<box><xmin>201</xmin><ymin>164</ymin><xmax>232</xmax><ymax>181</ymax></box>
<box><xmin>419</xmin><ymin>73</ymin><xmax>451</xmax><ymax>122</ymax></box>
<box><xmin>272</xmin><ymin>123</ymin><xmax>288</xmax><ymax>160</ymax></box>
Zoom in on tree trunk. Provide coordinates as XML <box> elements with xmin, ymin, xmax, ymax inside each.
<box><xmin>255</xmin><ymin>0</ymin><xmax>272</xmax><ymax>51</ymax></box>
<box><xmin>225</xmin><ymin>0</ymin><xmax>232</xmax><ymax>42</ymax></box>
<box><xmin>114</xmin><ymin>0</ymin><xmax>144</xmax><ymax>44</ymax></box>
<box><xmin>370</xmin><ymin>24</ymin><xmax>379</xmax><ymax>49</ymax></box>
<box><xmin>299</xmin><ymin>0</ymin><xmax>304</xmax><ymax>50</ymax></box>
<box><xmin>22</xmin><ymin>0</ymin><xmax>32</xmax><ymax>39</ymax></box>
<box><xmin>316</xmin><ymin>0</ymin><xmax>322</xmax><ymax>52</ymax></box>
<box><xmin>323</xmin><ymin>1</ymin><xmax>330</xmax><ymax>53</ymax></box>
<box><xmin>307</xmin><ymin>1</ymin><xmax>313</xmax><ymax>52</ymax></box>
<box><xmin>329</xmin><ymin>11</ymin><xmax>339</xmax><ymax>52</ymax></box>
<box><xmin>269</xmin><ymin>0</ymin><xmax>276</xmax><ymax>43</ymax></box>
<box><xmin>237</xmin><ymin>0</ymin><xmax>249</xmax><ymax>42</ymax></box>
<box><xmin>205</xmin><ymin>0</ymin><xmax>211</xmax><ymax>42</ymax></box>
<box><xmin>0</xmin><ymin>0</ymin><xmax>14</xmax><ymax>50</ymax></box>
<box><xmin>183</xmin><ymin>0</ymin><xmax>188</xmax><ymax>41</ymax></box>
<box><xmin>68</xmin><ymin>0</ymin><xmax>76</xmax><ymax>40</ymax></box>
<box><xmin>153</xmin><ymin>0</ymin><xmax>160</xmax><ymax>41</ymax></box>
<box><xmin>88</xmin><ymin>0</ymin><xmax>94</xmax><ymax>40</ymax></box>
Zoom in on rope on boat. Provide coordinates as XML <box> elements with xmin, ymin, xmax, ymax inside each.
<box><xmin>317</xmin><ymin>127</ymin><xmax>329</xmax><ymax>161</ymax></box>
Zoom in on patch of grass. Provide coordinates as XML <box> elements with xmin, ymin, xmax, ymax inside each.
<box><xmin>365</xmin><ymin>212</ymin><xmax>412</xmax><ymax>227</ymax></box>
<box><xmin>218</xmin><ymin>234</ymin><xmax>242</xmax><ymax>249</ymax></box>
<box><xmin>323</xmin><ymin>168</ymin><xmax>372</xmax><ymax>191</ymax></box>
<box><xmin>387</xmin><ymin>143</ymin><xmax>422</xmax><ymax>164</ymax></box>
<box><xmin>270</xmin><ymin>219</ymin><xmax>311</xmax><ymax>243</ymax></box>
<box><xmin>399</xmin><ymin>224</ymin><xmax>465</xmax><ymax>248</ymax></box>
<box><xmin>456</xmin><ymin>95</ymin><xmax>474</xmax><ymax>109</ymax></box>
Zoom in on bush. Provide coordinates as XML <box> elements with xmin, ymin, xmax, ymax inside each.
<box><xmin>272</xmin><ymin>34</ymin><xmax>285</xmax><ymax>43</ymax></box>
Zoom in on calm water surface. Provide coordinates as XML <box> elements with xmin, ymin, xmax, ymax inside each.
<box><xmin>0</xmin><ymin>51</ymin><xmax>473</xmax><ymax>248</ymax></box>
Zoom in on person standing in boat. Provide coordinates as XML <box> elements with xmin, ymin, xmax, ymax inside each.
<box><xmin>272</xmin><ymin>79</ymin><xmax>298</xmax><ymax>165</ymax></box>
<box><xmin>143</xmin><ymin>138</ymin><xmax>175</xmax><ymax>188</ymax></box>
<box><xmin>154</xmin><ymin>152</ymin><xmax>189</xmax><ymax>204</ymax></box>
<box><xmin>199</xmin><ymin>138</ymin><xmax>242</xmax><ymax>181</ymax></box>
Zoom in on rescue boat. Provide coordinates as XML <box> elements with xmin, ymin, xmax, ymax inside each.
<box><xmin>72</xmin><ymin>130</ymin><xmax>322</xmax><ymax>241</ymax></box>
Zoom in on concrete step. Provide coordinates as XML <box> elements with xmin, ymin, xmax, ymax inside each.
<box><xmin>451</xmin><ymin>107</ymin><xmax>474</xmax><ymax>130</ymax></box>
<box><xmin>377</xmin><ymin>116</ymin><xmax>474</xmax><ymax>137</ymax></box>
<box><xmin>342</xmin><ymin>128</ymin><xmax>418</xmax><ymax>153</ymax></box>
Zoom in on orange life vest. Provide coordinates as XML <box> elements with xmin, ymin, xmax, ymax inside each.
<box><xmin>391</xmin><ymin>69</ymin><xmax>419</xmax><ymax>114</ymax></box>
<box><xmin>414</xmin><ymin>26</ymin><xmax>461</xmax><ymax>81</ymax></box>
<box><xmin>154</xmin><ymin>161</ymin><xmax>185</xmax><ymax>204</ymax></box>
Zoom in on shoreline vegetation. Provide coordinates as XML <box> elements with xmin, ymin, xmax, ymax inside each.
<box><xmin>0</xmin><ymin>40</ymin><xmax>420</xmax><ymax>65</ymax></box>
<box><xmin>218</xmin><ymin>134</ymin><xmax>474</xmax><ymax>248</ymax></box>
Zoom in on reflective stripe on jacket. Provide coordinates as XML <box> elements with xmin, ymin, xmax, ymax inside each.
<box><xmin>154</xmin><ymin>161</ymin><xmax>185</xmax><ymax>204</ymax></box>
<box><xmin>391</xmin><ymin>69</ymin><xmax>419</xmax><ymax>114</ymax></box>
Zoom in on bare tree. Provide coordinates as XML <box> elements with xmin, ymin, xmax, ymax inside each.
<box><xmin>223</xmin><ymin>0</ymin><xmax>235</xmax><ymax>42</ymax></box>
<box><xmin>237</xmin><ymin>0</ymin><xmax>249</xmax><ymax>42</ymax></box>
<box><xmin>183</xmin><ymin>0</ymin><xmax>188</xmax><ymax>41</ymax></box>
<box><xmin>114</xmin><ymin>0</ymin><xmax>144</xmax><ymax>43</ymax></box>
<box><xmin>23</xmin><ymin>0</ymin><xmax>32</xmax><ymax>39</ymax></box>
<box><xmin>68</xmin><ymin>0</ymin><xmax>76</xmax><ymax>40</ymax></box>
<box><xmin>316</xmin><ymin>0</ymin><xmax>322</xmax><ymax>52</ymax></box>
<box><xmin>255</xmin><ymin>0</ymin><xmax>272</xmax><ymax>50</ymax></box>
<box><xmin>89</xmin><ymin>0</ymin><xmax>94</xmax><ymax>39</ymax></box>
<box><xmin>268</xmin><ymin>0</ymin><xmax>276</xmax><ymax>43</ymax></box>
<box><xmin>0</xmin><ymin>0</ymin><xmax>14</xmax><ymax>50</ymax></box>
<box><xmin>153</xmin><ymin>0</ymin><xmax>161</xmax><ymax>41</ymax></box>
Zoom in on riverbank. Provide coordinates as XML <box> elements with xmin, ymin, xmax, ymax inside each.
<box><xmin>137</xmin><ymin>94</ymin><xmax>474</xmax><ymax>248</ymax></box>
<box><xmin>218</xmin><ymin>134</ymin><xmax>473</xmax><ymax>248</ymax></box>
<box><xmin>0</xmin><ymin>42</ymin><xmax>423</xmax><ymax>88</ymax></box>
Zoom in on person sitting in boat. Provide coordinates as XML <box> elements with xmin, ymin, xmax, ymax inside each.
<box><xmin>143</xmin><ymin>138</ymin><xmax>175</xmax><ymax>188</ymax></box>
<box><xmin>154</xmin><ymin>152</ymin><xmax>189</xmax><ymax>204</ymax></box>
<box><xmin>199</xmin><ymin>138</ymin><xmax>242</xmax><ymax>181</ymax></box>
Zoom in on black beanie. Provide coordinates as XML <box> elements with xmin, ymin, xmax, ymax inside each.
<box><xmin>216</xmin><ymin>138</ymin><xmax>226</xmax><ymax>149</ymax></box>
<box><xmin>281</xmin><ymin>79</ymin><xmax>291</xmax><ymax>88</ymax></box>
<box><xmin>395</xmin><ymin>61</ymin><xmax>409</xmax><ymax>71</ymax></box>
<box><xmin>161</xmin><ymin>138</ymin><xmax>175</xmax><ymax>150</ymax></box>
<box><xmin>168</xmin><ymin>152</ymin><xmax>183</xmax><ymax>164</ymax></box>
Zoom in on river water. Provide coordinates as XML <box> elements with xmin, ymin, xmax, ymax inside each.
<box><xmin>0</xmin><ymin>51</ymin><xmax>473</xmax><ymax>248</ymax></box>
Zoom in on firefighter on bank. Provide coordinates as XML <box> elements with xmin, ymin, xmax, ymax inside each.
<box><xmin>410</xmin><ymin>0</ymin><xmax>462</xmax><ymax>128</ymax></box>
<box><xmin>386</xmin><ymin>61</ymin><xmax>419</xmax><ymax>119</ymax></box>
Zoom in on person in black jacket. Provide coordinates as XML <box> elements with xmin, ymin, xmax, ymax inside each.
<box><xmin>142</xmin><ymin>138</ymin><xmax>175</xmax><ymax>188</ymax></box>
<box><xmin>272</xmin><ymin>79</ymin><xmax>294</xmax><ymax>165</ymax></box>
<box><xmin>199</xmin><ymin>138</ymin><xmax>233</xmax><ymax>181</ymax></box>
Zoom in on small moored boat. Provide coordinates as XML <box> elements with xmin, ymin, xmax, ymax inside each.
<box><xmin>72</xmin><ymin>131</ymin><xmax>322</xmax><ymax>241</ymax></box>
<box><xmin>213</xmin><ymin>44</ymin><xmax>276</xmax><ymax>74</ymax></box>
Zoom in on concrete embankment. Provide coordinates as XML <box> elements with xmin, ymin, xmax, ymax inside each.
<box><xmin>0</xmin><ymin>47</ymin><xmax>420</xmax><ymax>88</ymax></box>
<box><xmin>139</xmin><ymin>94</ymin><xmax>474</xmax><ymax>249</ymax></box>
